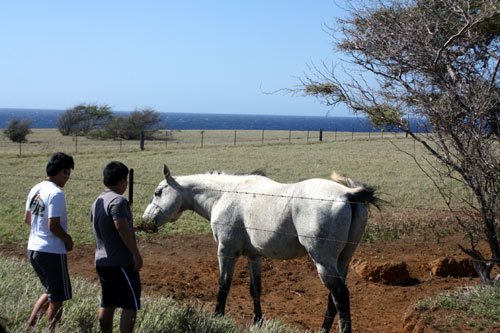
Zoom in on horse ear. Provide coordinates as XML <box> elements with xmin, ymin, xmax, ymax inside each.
<box><xmin>163</xmin><ymin>164</ymin><xmax>171</xmax><ymax>180</ymax></box>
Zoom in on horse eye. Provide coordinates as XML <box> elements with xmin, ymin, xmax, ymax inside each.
<box><xmin>154</xmin><ymin>189</ymin><xmax>162</xmax><ymax>196</ymax></box>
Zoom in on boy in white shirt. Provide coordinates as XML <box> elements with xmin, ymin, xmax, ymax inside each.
<box><xmin>24</xmin><ymin>152</ymin><xmax>74</xmax><ymax>331</ymax></box>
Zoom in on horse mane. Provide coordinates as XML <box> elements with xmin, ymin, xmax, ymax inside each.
<box><xmin>207</xmin><ymin>169</ymin><xmax>267</xmax><ymax>177</ymax></box>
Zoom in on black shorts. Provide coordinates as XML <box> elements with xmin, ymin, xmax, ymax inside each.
<box><xmin>96</xmin><ymin>265</ymin><xmax>141</xmax><ymax>310</ymax></box>
<box><xmin>28</xmin><ymin>250</ymin><xmax>72</xmax><ymax>302</ymax></box>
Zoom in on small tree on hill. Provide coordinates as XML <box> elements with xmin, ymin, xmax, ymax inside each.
<box><xmin>103</xmin><ymin>108</ymin><xmax>166</xmax><ymax>140</ymax></box>
<box><xmin>57</xmin><ymin>103</ymin><xmax>112</xmax><ymax>136</ymax></box>
<box><xmin>4</xmin><ymin>119</ymin><xmax>33</xmax><ymax>143</ymax></box>
<box><xmin>299</xmin><ymin>0</ymin><xmax>500</xmax><ymax>283</ymax></box>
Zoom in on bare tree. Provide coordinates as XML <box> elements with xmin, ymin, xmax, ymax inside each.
<box><xmin>300</xmin><ymin>0</ymin><xmax>500</xmax><ymax>283</ymax></box>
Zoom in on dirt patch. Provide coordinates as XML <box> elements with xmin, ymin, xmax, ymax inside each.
<box><xmin>1</xmin><ymin>232</ymin><xmax>483</xmax><ymax>332</ymax></box>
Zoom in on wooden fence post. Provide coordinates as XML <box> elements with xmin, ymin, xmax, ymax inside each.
<box><xmin>319</xmin><ymin>129</ymin><xmax>323</xmax><ymax>142</ymax></box>
<box><xmin>201</xmin><ymin>131</ymin><xmax>204</xmax><ymax>148</ymax></box>
<box><xmin>129</xmin><ymin>168</ymin><xmax>134</xmax><ymax>206</ymax></box>
<box><xmin>140</xmin><ymin>130</ymin><xmax>145</xmax><ymax>151</ymax></box>
<box><xmin>234</xmin><ymin>130</ymin><xmax>237</xmax><ymax>146</ymax></box>
<box><xmin>289</xmin><ymin>130</ymin><xmax>291</xmax><ymax>144</ymax></box>
<box><xmin>261</xmin><ymin>130</ymin><xmax>265</xmax><ymax>144</ymax></box>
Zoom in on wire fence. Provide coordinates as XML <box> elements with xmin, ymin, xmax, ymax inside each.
<box><xmin>0</xmin><ymin>129</ymin><xmax>410</xmax><ymax>155</ymax></box>
<box><xmin>0</xmin><ymin>168</ymin><xmax>494</xmax><ymax>325</ymax></box>
<box><xmin>0</xmin><ymin>170</ymin><xmax>469</xmax><ymax>236</ymax></box>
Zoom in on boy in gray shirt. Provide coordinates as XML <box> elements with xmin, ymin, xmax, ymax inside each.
<box><xmin>91</xmin><ymin>161</ymin><xmax>142</xmax><ymax>333</ymax></box>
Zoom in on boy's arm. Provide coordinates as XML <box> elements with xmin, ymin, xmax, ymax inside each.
<box><xmin>48</xmin><ymin>217</ymin><xmax>74</xmax><ymax>251</ymax></box>
<box><xmin>24</xmin><ymin>211</ymin><xmax>31</xmax><ymax>226</ymax></box>
<box><xmin>114</xmin><ymin>218</ymin><xmax>143</xmax><ymax>271</ymax></box>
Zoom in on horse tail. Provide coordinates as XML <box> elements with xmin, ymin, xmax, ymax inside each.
<box><xmin>348</xmin><ymin>186</ymin><xmax>379</xmax><ymax>208</ymax></box>
<box><xmin>331</xmin><ymin>172</ymin><xmax>379</xmax><ymax>278</ymax></box>
<box><xmin>330</xmin><ymin>171</ymin><xmax>379</xmax><ymax>208</ymax></box>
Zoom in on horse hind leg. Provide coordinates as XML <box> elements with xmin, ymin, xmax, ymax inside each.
<box><xmin>215</xmin><ymin>246</ymin><xmax>238</xmax><ymax>316</ymax></box>
<box><xmin>321</xmin><ymin>292</ymin><xmax>337</xmax><ymax>332</ymax></box>
<box><xmin>247</xmin><ymin>256</ymin><xmax>263</xmax><ymax>324</ymax></box>
<box><xmin>316</xmin><ymin>263</ymin><xmax>351</xmax><ymax>333</ymax></box>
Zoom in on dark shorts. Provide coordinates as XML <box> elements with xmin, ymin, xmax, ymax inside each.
<box><xmin>96</xmin><ymin>265</ymin><xmax>141</xmax><ymax>310</ymax></box>
<box><xmin>28</xmin><ymin>250</ymin><xmax>72</xmax><ymax>302</ymax></box>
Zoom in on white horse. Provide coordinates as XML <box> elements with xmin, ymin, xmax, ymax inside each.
<box><xmin>143</xmin><ymin>165</ymin><xmax>378</xmax><ymax>333</ymax></box>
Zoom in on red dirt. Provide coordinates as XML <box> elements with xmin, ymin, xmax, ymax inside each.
<box><xmin>1</xmin><ymin>232</ymin><xmax>485</xmax><ymax>332</ymax></box>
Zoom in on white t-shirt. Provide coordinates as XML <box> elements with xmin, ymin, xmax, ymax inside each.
<box><xmin>26</xmin><ymin>180</ymin><xmax>68</xmax><ymax>254</ymax></box>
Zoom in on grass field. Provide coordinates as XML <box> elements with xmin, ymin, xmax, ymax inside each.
<box><xmin>0</xmin><ymin>129</ymin><xmax>462</xmax><ymax>246</ymax></box>
<box><xmin>0</xmin><ymin>129</ymin><xmax>481</xmax><ymax>332</ymax></box>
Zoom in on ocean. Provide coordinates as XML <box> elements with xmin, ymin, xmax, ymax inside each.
<box><xmin>0</xmin><ymin>108</ymin><xmax>406</xmax><ymax>132</ymax></box>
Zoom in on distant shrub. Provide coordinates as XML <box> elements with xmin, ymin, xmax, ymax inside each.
<box><xmin>103</xmin><ymin>108</ymin><xmax>166</xmax><ymax>140</ymax></box>
<box><xmin>4</xmin><ymin>119</ymin><xmax>33</xmax><ymax>143</ymax></box>
<box><xmin>57</xmin><ymin>103</ymin><xmax>112</xmax><ymax>136</ymax></box>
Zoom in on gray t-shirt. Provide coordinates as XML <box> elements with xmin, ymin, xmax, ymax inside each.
<box><xmin>91</xmin><ymin>190</ymin><xmax>135</xmax><ymax>266</ymax></box>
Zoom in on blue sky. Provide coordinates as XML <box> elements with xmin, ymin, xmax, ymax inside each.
<box><xmin>0</xmin><ymin>1</ymin><xmax>351</xmax><ymax>117</ymax></box>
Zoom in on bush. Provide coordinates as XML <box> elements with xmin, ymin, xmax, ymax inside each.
<box><xmin>3</xmin><ymin>119</ymin><xmax>33</xmax><ymax>143</ymax></box>
<box><xmin>57</xmin><ymin>104</ymin><xmax>112</xmax><ymax>136</ymax></box>
<box><xmin>103</xmin><ymin>108</ymin><xmax>166</xmax><ymax>140</ymax></box>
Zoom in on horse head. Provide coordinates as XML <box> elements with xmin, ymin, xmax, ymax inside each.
<box><xmin>143</xmin><ymin>164</ymin><xmax>184</xmax><ymax>227</ymax></box>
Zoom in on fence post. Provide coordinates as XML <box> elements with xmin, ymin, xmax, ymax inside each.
<box><xmin>319</xmin><ymin>129</ymin><xmax>323</xmax><ymax>142</ymax></box>
<box><xmin>129</xmin><ymin>168</ymin><xmax>134</xmax><ymax>206</ymax></box>
<box><xmin>307</xmin><ymin>130</ymin><xmax>310</xmax><ymax>143</ymax></box>
<box><xmin>352</xmin><ymin>128</ymin><xmax>354</xmax><ymax>140</ymax></box>
<box><xmin>289</xmin><ymin>130</ymin><xmax>291</xmax><ymax>144</ymax></box>
<box><xmin>201</xmin><ymin>131</ymin><xmax>204</xmax><ymax>148</ymax></box>
<box><xmin>335</xmin><ymin>128</ymin><xmax>337</xmax><ymax>141</ymax></box>
<box><xmin>234</xmin><ymin>130</ymin><xmax>237</xmax><ymax>146</ymax></box>
<box><xmin>261</xmin><ymin>129</ymin><xmax>265</xmax><ymax>144</ymax></box>
<box><xmin>119</xmin><ymin>139</ymin><xmax>122</xmax><ymax>153</ymax></box>
<box><xmin>165</xmin><ymin>131</ymin><xmax>168</xmax><ymax>149</ymax></box>
<box><xmin>140</xmin><ymin>130</ymin><xmax>145</xmax><ymax>151</ymax></box>
<box><xmin>19</xmin><ymin>142</ymin><xmax>22</xmax><ymax>156</ymax></box>
<box><xmin>74</xmin><ymin>134</ymin><xmax>78</xmax><ymax>153</ymax></box>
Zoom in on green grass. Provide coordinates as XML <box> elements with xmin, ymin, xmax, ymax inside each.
<box><xmin>0</xmin><ymin>254</ymin><xmax>299</xmax><ymax>332</ymax></box>
<box><xmin>414</xmin><ymin>285</ymin><xmax>500</xmax><ymax>330</ymax></box>
<box><xmin>0</xmin><ymin>129</ymin><xmax>468</xmax><ymax>246</ymax></box>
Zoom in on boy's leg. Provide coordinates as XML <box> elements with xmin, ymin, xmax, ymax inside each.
<box><xmin>120</xmin><ymin>309</ymin><xmax>137</xmax><ymax>333</ymax></box>
<box><xmin>47</xmin><ymin>301</ymin><xmax>63</xmax><ymax>331</ymax></box>
<box><xmin>27</xmin><ymin>293</ymin><xmax>49</xmax><ymax>327</ymax></box>
<box><xmin>99</xmin><ymin>307</ymin><xmax>116</xmax><ymax>333</ymax></box>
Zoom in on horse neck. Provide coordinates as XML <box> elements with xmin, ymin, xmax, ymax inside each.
<box><xmin>178</xmin><ymin>174</ymin><xmax>238</xmax><ymax>220</ymax></box>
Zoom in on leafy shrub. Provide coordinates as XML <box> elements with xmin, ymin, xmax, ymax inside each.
<box><xmin>3</xmin><ymin>119</ymin><xmax>33</xmax><ymax>143</ymax></box>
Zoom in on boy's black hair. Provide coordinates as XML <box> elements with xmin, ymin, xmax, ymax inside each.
<box><xmin>46</xmin><ymin>152</ymin><xmax>74</xmax><ymax>176</ymax></box>
<box><xmin>103</xmin><ymin>161</ymin><xmax>129</xmax><ymax>187</ymax></box>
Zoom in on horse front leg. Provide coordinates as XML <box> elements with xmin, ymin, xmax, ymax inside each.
<box><xmin>247</xmin><ymin>256</ymin><xmax>263</xmax><ymax>323</ymax></box>
<box><xmin>215</xmin><ymin>246</ymin><xmax>237</xmax><ymax>316</ymax></box>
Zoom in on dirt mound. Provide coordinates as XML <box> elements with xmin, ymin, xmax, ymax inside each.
<box><xmin>353</xmin><ymin>261</ymin><xmax>417</xmax><ymax>286</ymax></box>
<box><xmin>430</xmin><ymin>256</ymin><xmax>477</xmax><ymax>278</ymax></box>
<box><xmin>0</xmin><ymin>234</ymin><xmax>480</xmax><ymax>332</ymax></box>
